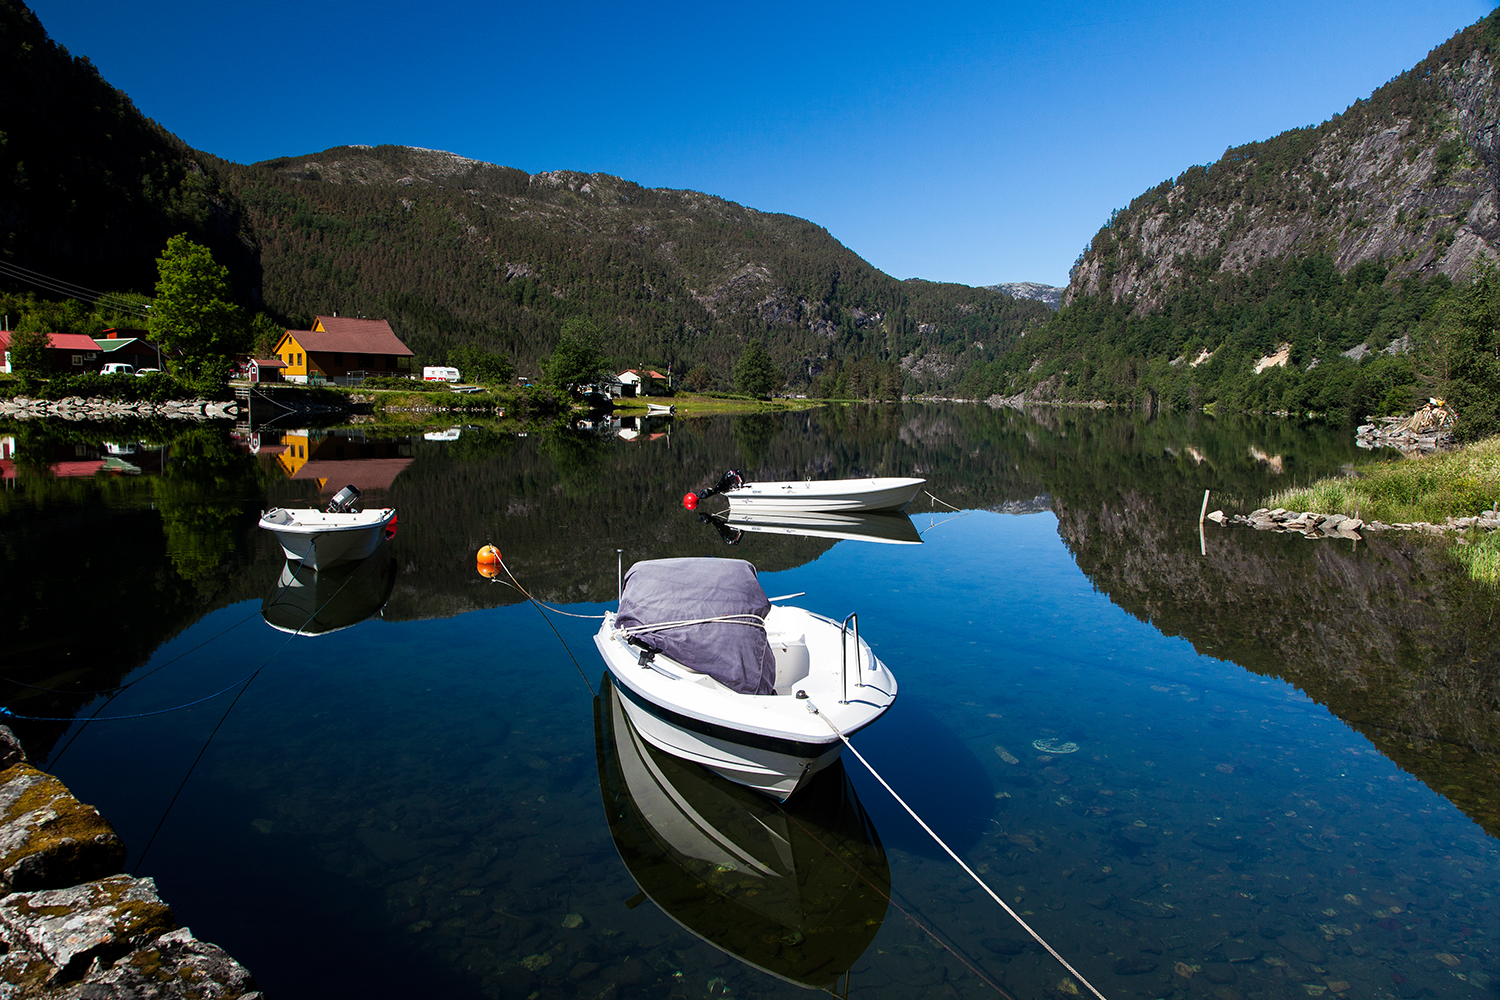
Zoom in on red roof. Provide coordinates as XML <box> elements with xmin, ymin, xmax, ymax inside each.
<box><xmin>252</xmin><ymin>358</ymin><xmax>287</xmax><ymax>368</ymax></box>
<box><xmin>281</xmin><ymin>317</ymin><xmax>413</xmax><ymax>356</ymax></box>
<box><xmin>0</xmin><ymin>331</ymin><xmax>101</xmax><ymax>351</ymax></box>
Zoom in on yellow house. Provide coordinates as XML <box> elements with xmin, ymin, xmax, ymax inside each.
<box><xmin>272</xmin><ymin>316</ymin><xmax>414</xmax><ymax>384</ymax></box>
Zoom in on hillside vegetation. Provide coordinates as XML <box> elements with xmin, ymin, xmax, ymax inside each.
<box><xmin>986</xmin><ymin>9</ymin><xmax>1500</xmax><ymax>436</ymax></box>
<box><xmin>213</xmin><ymin>147</ymin><xmax>1048</xmax><ymax>390</ymax></box>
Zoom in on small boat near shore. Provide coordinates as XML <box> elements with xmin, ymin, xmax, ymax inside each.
<box><xmin>645</xmin><ymin>402</ymin><xmax>676</xmax><ymax>416</ymax></box>
<box><xmin>258</xmin><ymin>485</ymin><xmax>398</xmax><ymax>570</ymax></box>
<box><xmin>683</xmin><ymin>470</ymin><xmax>925</xmax><ymax>514</ymax></box>
<box><xmin>593</xmin><ymin>557</ymin><xmax>897</xmax><ymax>801</ymax></box>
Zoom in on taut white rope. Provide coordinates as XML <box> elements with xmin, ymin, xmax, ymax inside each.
<box><xmin>806</xmin><ymin>700</ymin><xmax>1110</xmax><ymax>1000</ymax></box>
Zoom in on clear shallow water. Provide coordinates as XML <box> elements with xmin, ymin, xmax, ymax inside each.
<box><xmin>2</xmin><ymin>407</ymin><xmax>1498</xmax><ymax>999</ymax></box>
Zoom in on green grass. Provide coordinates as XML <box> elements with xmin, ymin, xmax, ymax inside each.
<box><xmin>1264</xmin><ymin>435</ymin><xmax>1500</xmax><ymax>525</ymax></box>
<box><xmin>1453</xmin><ymin>531</ymin><xmax>1500</xmax><ymax>587</ymax></box>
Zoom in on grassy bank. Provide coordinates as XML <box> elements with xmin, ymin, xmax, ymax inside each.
<box><xmin>614</xmin><ymin>393</ymin><xmax>828</xmax><ymax>416</ymax></box>
<box><xmin>1265</xmin><ymin>435</ymin><xmax>1500</xmax><ymax>525</ymax></box>
<box><xmin>1265</xmin><ymin>434</ymin><xmax>1500</xmax><ymax>584</ymax></box>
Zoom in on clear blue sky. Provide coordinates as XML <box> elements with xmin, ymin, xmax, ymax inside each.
<box><xmin>28</xmin><ymin>0</ymin><xmax>1496</xmax><ymax>288</ymax></box>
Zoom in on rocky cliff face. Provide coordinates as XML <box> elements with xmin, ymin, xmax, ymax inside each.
<box><xmin>1068</xmin><ymin>13</ymin><xmax>1500</xmax><ymax>310</ymax></box>
<box><xmin>988</xmin><ymin>281</ymin><xmax>1064</xmax><ymax>309</ymax></box>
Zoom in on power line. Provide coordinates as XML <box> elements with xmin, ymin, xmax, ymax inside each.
<box><xmin>0</xmin><ymin>261</ymin><xmax>150</xmax><ymax>318</ymax></box>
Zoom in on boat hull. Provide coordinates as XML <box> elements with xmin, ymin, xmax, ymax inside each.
<box><xmin>258</xmin><ymin>507</ymin><xmax>396</xmax><ymax>570</ymax></box>
<box><xmin>594</xmin><ymin>605</ymin><xmax>897</xmax><ymax>801</ymax></box>
<box><xmin>611</xmin><ymin>676</ymin><xmax>841</xmax><ymax>800</ymax></box>
<box><xmin>723</xmin><ymin>477</ymin><xmax>925</xmax><ymax>513</ymax></box>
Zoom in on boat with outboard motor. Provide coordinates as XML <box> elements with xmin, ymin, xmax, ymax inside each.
<box><xmin>683</xmin><ymin>470</ymin><xmax>925</xmax><ymax>514</ymax></box>
<box><xmin>593</xmin><ymin>557</ymin><xmax>897</xmax><ymax>801</ymax></box>
<box><xmin>258</xmin><ymin>485</ymin><xmax>398</xmax><ymax>571</ymax></box>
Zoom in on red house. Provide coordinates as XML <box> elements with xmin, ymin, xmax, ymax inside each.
<box><xmin>0</xmin><ymin>332</ymin><xmax>104</xmax><ymax>374</ymax></box>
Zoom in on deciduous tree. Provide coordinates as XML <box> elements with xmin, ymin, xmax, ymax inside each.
<box><xmin>148</xmin><ymin>234</ymin><xmax>245</xmax><ymax>382</ymax></box>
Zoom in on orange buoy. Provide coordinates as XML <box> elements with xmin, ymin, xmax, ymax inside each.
<box><xmin>476</xmin><ymin>544</ymin><xmax>502</xmax><ymax>564</ymax></box>
<box><xmin>476</xmin><ymin>561</ymin><xmax>501</xmax><ymax>579</ymax></box>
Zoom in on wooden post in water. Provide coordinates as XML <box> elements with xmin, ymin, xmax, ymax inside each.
<box><xmin>1199</xmin><ymin>489</ymin><xmax>1210</xmax><ymax>557</ymax></box>
<box><xmin>1199</xmin><ymin>489</ymin><xmax>1210</xmax><ymax>523</ymax></box>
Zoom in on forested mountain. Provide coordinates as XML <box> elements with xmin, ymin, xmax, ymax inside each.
<box><xmin>212</xmin><ymin>147</ymin><xmax>1048</xmax><ymax>389</ymax></box>
<box><xmin>0</xmin><ymin>0</ymin><xmax>1047</xmax><ymax>392</ymax></box>
<box><xmin>978</xmin><ymin>9</ymin><xmax>1500</xmax><ymax>435</ymax></box>
<box><xmin>0</xmin><ymin>1</ymin><xmax>258</xmax><ymax>301</ymax></box>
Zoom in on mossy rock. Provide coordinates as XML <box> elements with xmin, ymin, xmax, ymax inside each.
<box><xmin>0</xmin><ymin>763</ymin><xmax>125</xmax><ymax>892</ymax></box>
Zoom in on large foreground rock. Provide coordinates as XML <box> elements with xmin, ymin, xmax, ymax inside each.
<box><xmin>0</xmin><ymin>765</ymin><xmax>125</xmax><ymax>893</ymax></box>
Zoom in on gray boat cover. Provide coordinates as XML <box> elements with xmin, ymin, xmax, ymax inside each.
<box><xmin>616</xmin><ymin>558</ymin><xmax>776</xmax><ymax>695</ymax></box>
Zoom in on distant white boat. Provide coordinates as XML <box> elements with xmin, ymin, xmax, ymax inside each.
<box><xmin>646</xmin><ymin>402</ymin><xmax>676</xmax><ymax>415</ymax></box>
<box><xmin>258</xmin><ymin>485</ymin><xmax>398</xmax><ymax>570</ymax></box>
<box><xmin>686</xmin><ymin>471</ymin><xmax>925</xmax><ymax>513</ymax></box>
<box><xmin>594</xmin><ymin>557</ymin><xmax>897</xmax><ymax>801</ymax></box>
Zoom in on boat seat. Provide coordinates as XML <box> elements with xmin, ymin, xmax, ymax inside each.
<box><xmin>769</xmin><ymin>633</ymin><xmax>810</xmax><ymax>695</ymax></box>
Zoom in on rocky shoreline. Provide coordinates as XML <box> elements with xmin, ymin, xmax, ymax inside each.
<box><xmin>0</xmin><ymin>397</ymin><xmax>240</xmax><ymax>421</ymax></box>
<box><xmin>1220</xmin><ymin>506</ymin><xmax>1500</xmax><ymax>539</ymax></box>
<box><xmin>0</xmin><ymin>727</ymin><xmax>258</xmax><ymax>997</ymax></box>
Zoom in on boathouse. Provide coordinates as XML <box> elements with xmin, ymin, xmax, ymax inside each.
<box><xmin>0</xmin><ymin>331</ymin><xmax>104</xmax><ymax>373</ymax></box>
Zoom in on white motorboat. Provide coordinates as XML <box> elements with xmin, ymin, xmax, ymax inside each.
<box><xmin>684</xmin><ymin>470</ymin><xmax>925</xmax><ymax>513</ymax></box>
<box><xmin>595</xmin><ymin>675</ymin><xmax>889</xmax><ymax>990</ymax></box>
<box><xmin>258</xmin><ymin>485</ymin><xmax>398</xmax><ymax>570</ymax></box>
<box><xmin>593</xmin><ymin>557</ymin><xmax>897</xmax><ymax>801</ymax></box>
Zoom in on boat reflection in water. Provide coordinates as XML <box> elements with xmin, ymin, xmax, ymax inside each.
<box><xmin>261</xmin><ymin>543</ymin><xmax>398</xmax><ymax>636</ymax></box>
<box><xmin>595</xmin><ymin>675</ymin><xmax>890</xmax><ymax>992</ymax></box>
<box><xmin>701</xmin><ymin>510</ymin><xmax>922</xmax><ymax>547</ymax></box>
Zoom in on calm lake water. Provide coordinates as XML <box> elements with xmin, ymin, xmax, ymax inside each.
<box><xmin>2</xmin><ymin>404</ymin><xmax>1498</xmax><ymax>999</ymax></box>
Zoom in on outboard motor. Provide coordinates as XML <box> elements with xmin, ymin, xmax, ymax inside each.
<box><xmin>682</xmin><ymin>470</ymin><xmax>744</xmax><ymax>510</ymax></box>
<box><xmin>326</xmin><ymin>484</ymin><xmax>361</xmax><ymax>514</ymax></box>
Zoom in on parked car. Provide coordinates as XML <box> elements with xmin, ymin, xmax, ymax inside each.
<box><xmin>134</xmin><ymin>368</ymin><xmax>161</xmax><ymax>377</ymax></box>
<box><xmin>100</xmin><ymin>362</ymin><xmax>135</xmax><ymax>376</ymax></box>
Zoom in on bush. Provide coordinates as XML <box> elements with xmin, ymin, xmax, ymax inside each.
<box><xmin>25</xmin><ymin>372</ymin><xmax>212</xmax><ymax>402</ymax></box>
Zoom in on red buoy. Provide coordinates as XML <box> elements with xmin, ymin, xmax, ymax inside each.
<box><xmin>476</xmin><ymin>544</ymin><xmax>502</xmax><ymax>564</ymax></box>
<box><xmin>682</xmin><ymin>493</ymin><xmax>699</xmax><ymax>510</ymax></box>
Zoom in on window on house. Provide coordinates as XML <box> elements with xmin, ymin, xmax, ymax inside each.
<box><xmin>71</xmin><ymin>355</ymin><xmax>82</xmax><ymax>365</ymax></box>
<box><xmin>297</xmin><ymin>353</ymin><xmax>303</xmax><ymax>366</ymax></box>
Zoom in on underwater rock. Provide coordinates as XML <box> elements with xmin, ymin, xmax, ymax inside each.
<box><xmin>1278</xmin><ymin>933</ymin><xmax>1326</xmax><ymax>963</ymax></box>
<box><xmin>0</xmin><ymin>763</ymin><xmax>125</xmax><ymax>893</ymax></box>
<box><xmin>1112</xmin><ymin>955</ymin><xmax>1159</xmax><ymax>975</ymax></box>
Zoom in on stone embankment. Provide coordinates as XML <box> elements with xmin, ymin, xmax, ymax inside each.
<box><xmin>0</xmin><ymin>397</ymin><xmax>239</xmax><ymax>421</ymax></box>
<box><xmin>0</xmin><ymin>726</ymin><xmax>259</xmax><ymax>997</ymax></box>
<box><xmin>1223</xmin><ymin>507</ymin><xmax>1500</xmax><ymax>539</ymax></box>
<box><xmin>1355</xmin><ymin>400</ymin><xmax>1456</xmax><ymax>453</ymax></box>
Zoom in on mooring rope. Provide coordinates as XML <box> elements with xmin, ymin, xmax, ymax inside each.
<box><xmin>805</xmin><ymin>699</ymin><xmax>1110</xmax><ymax>1000</ymax></box>
<box><xmin>500</xmin><ymin>559</ymin><xmax>596</xmax><ymax>696</ymax></box>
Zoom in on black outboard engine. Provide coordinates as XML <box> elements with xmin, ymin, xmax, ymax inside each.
<box><xmin>326</xmin><ymin>484</ymin><xmax>361</xmax><ymax>514</ymax></box>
